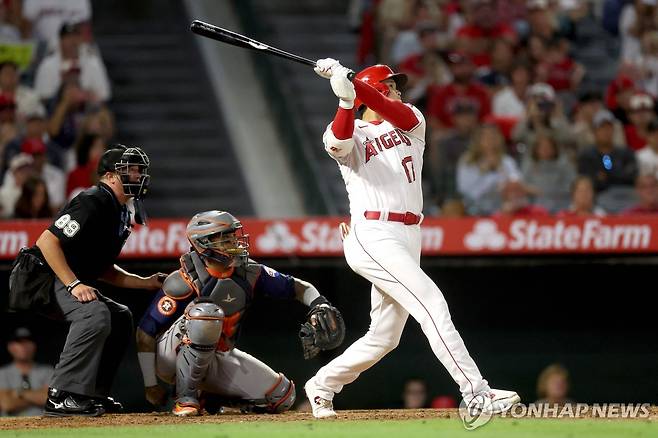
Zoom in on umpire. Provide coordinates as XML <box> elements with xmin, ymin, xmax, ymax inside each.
<box><xmin>35</xmin><ymin>145</ymin><xmax>165</xmax><ymax>417</ymax></box>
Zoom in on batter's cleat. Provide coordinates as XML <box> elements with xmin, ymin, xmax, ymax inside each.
<box><xmin>93</xmin><ymin>396</ymin><xmax>124</xmax><ymax>413</ymax></box>
<box><xmin>172</xmin><ymin>401</ymin><xmax>200</xmax><ymax>417</ymax></box>
<box><xmin>44</xmin><ymin>388</ymin><xmax>105</xmax><ymax>417</ymax></box>
<box><xmin>304</xmin><ymin>379</ymin><xmax>336</xmax><ymax>419</ymax></box>
<box><xmin>466</xmin><ymin>388</ymin><xmax>520</xmax><ymax>414</ymax></box>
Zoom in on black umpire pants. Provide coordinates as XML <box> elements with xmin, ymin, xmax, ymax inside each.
<box><xmin>44</xmin><ymin>279</ymin><xmax>133</xmax><ymax>397</ymax></box>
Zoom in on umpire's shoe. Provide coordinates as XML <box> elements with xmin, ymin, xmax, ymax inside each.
<box><xmin>44</xmin><ymin>388</ymin><xmax>105</xmax><ymax>417</ymax></box>
<box><xmin>94</xmin><ymin>396</ymin><xmax>124</xmax><ymax>413</ymax></box>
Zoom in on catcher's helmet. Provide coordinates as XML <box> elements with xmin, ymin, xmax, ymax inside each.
<box><xmin>98</xmin><ymin>145</ymin><xmax>150</xmax><ymax>198</ymax></box>
<box><xmin>186</xmin><ymin>210</ymin><xmax>249</xmax><ymax>266</ymax></box>
<box><xmin>353</xmin><ymin>64</ymin><xmax>407</xmax><ymax>110</ymax></box>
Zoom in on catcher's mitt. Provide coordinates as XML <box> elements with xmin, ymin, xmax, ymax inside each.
<box><xmin>299</xmin><ymin>303</ymin><xmax>345</xmax><ymax>360</ymax></box>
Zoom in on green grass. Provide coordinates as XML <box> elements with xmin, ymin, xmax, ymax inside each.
<box><xmin>1</xmin><ymin>418</ymin><xmax>657</xmax><ymax>438</ymax></box>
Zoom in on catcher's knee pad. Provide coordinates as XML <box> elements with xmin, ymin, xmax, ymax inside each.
<box><xmin>176</xmin><ymin>299</ymin><xmax>224</xmax><ymax>403</ymax></box>
<box><xmin>264</xmin><ymin>373</ymin><xmax>296</xmax><ymax>413</ymax></box>
<box><xmin>183</xmin><ymin>298</ymin><xmax>224</xmax><ymax>348</ymax></box>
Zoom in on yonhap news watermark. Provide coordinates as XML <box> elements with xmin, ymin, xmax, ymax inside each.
<box><xmin>500</xmin><ymin>403</ymin><xmax>652</xmax><ymax>419</ymax></box>
<box><xmin>459</xmin><ymin>401</ymin><xmax>652</xmax><ymax>430</ymax></box>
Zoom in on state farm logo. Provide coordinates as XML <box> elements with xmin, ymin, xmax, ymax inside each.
<box><xmin>464</xmin><ymin>220</ymin><xmax>506</xmax><ymax>250</ymax></box>
<box><xmin>463</xmin><ymin>219</ymin><xmax>651</xmax><ymax>252</ymax></box>
<box><xmin>256</xmin><ymin>222</ymin><xmax>299</xmax><ymax>253</ymax></box>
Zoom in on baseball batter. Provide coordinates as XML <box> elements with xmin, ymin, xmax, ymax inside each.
<box><xmin>136</xmin><ymin>211</ymin><xmax>344</xmax><ymax>416</ymax></box>
<box><xmin>304</xmin><ymin>60</ymin><xmax>520</xmax><ymax>418</ymax></box>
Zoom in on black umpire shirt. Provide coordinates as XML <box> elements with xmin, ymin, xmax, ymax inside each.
<box><xmin>47</xmin><ymin>183</ymin><xmax>131</xmax><ymax>283</ymax></box>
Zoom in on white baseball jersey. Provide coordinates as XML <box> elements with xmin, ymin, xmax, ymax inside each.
<box><xmin>323</xmin><ymin>105</ymin><xmax>426</xmax><ymax>220</ymax></box>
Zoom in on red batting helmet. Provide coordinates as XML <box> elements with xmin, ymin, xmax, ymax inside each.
<box><xmin>353</xmin><ymin>64</ymin><xmax>407</xmax><ymax>110</ymax></box>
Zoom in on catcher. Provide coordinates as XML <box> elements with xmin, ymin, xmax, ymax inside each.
<box><xmin>135</xmin><ymin>210</ymin><xmax>345</xmax><ymax>416</ymax></box>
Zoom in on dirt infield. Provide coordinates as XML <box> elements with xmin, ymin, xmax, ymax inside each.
<box><xmin>1</xmin><ymin>407</ymin><xmax>656</xmax><ymax>430</ymax></box>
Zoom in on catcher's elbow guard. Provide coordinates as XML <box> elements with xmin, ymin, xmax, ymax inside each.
<box><xmin>264</xmin><ymin>373</ymin><xmax>296</xmax><ymax>413</ymax></box>
<box><xmin>163</xmin><ymin>270</ymin><xmax>194</xmax><ymax>300</ymax></box>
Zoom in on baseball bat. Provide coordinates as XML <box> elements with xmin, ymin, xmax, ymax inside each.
<box><xmin>190</xmin><ymin>20</ymin><xmax>355</xmax><ymax>80</ymax></box>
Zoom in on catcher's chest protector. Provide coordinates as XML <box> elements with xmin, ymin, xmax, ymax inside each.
<box><xmin>203</xmin><ymin>267</ymin><xmax>257</xmax><ymax>350</ymax></box>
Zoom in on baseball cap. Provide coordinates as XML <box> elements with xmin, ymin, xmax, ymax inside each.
<box><xmin>59</xmin><ymin>22</ymin><xmax>80</xmax><ymax>37</ymax></box>
<box><xmin>97</xmin><ymin>146</ymin><xmax>127</xmax><ymax>176</ymax></box>
<box><xmin>8</xmin><ymin>153</ymin><xmax>33</xmax><ymax>171</ymax></box>
<box><xmin>629</xmin><ymin>93</ymin><xmax>654</xmax><ymax>111</ymax></box>
<box><xmin>593</xmin><ymin>109</ymin><xmax>615</xmax><ymax>128</ymax></box>
<box><xmin>528</xmin><ymin>83</ymin><xmax>556</xmax><ymax>101</ymax></box>
<box><xmin>22</xmin><ymin>97</ymin><xmax>46</xmax><ymax>120</ymax></box>
<box><xmin>21</xmin><ymin>138</ymin><xmax>47</xmax><ymax>155</ymax></box>
<box><xmin>9</xmin><ymin>327</ymin><xmax>33</xmax><ymax>342</ymax></box>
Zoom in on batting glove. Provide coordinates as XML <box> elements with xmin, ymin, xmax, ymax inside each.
<box><xmin>314</xmin><ymin>58</ymin><xmax>341</xmax><ymax>79</ymax></box>
<box><xmin>330</xmin><ymin>66</ymin><xmax>356</xmax><ymax>109</ymax></box>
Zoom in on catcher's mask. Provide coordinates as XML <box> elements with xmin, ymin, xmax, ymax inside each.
<box><xmin>98</xmin><ymin>145</ymin><xmax>151</xmax><ymax>199</ymax></box>
<box><xmin>186</xmin><ymin>210</ymin><xmax>249</xmax><ymax>267</ymax></box>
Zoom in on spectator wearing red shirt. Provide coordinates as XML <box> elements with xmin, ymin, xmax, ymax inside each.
<box><xmin>66</xmin><ymin>133</ymin><xmax>105</xmax><ymax>199</ymax></box>
<box><xmin>455</xmin><ymin>0</ymin><xmax>517</xmax><ymax>68</ymax></box>
<box><xmin>606</xmin><ymin>74</ymin><xmax>636</xmax><ymax>125</ymax></box>
<box><xmin>493</xmin><ymin>180</ymin><xmax>550</xmax><ymax>217</ymax></box>
<box><xmin>427</xmin><ymin>52</ymin><xmax>491</xmax><ymax>134</ymax></box>
<box><xmin>622</xmin><ymin>174</ymin><xmax>658</xmax><ymax>214</ymax></box>
<box><xmin>557</xmin><ymin>176</ymin><xmax>606</xmax><ymax>217</ymax></box>
<box><xmin>624</xmin><ymin>92</ymin><xmax>656</xmax><ymax>151</ymax></box>
<box><xmin>535</xmin><ymin>38</ymin><xmax>584</xmax><ymax>92</ymax></box>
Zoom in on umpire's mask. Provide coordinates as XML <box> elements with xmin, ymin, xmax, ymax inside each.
<box><xmin>115</xmin><ymin>147</ymin><xmax>150</xmax><ymax>199</ymax></box>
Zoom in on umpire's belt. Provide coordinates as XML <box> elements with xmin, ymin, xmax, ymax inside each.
<box><xmin>364</xmin><ymin>210</ymin><xmax>421</xmax><ymax>225</ymax></box>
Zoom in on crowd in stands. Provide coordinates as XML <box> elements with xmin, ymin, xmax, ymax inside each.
<box><xmin>352</xmin><ymin>0</ymin><xmax>658</xmax><ymax>217</ymax></box>
<box><xmin>0</xmin><ymin>0</ymin><xmax>113</xmax><ymax>220</ymax></box>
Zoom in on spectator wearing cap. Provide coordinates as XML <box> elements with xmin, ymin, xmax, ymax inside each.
<box><xmin>22</xmin><ymin>0</ymin><xmax>91</xmax><ymax>48</ymax></box>
<box><xmin>457</xmin><ymin>122</ymin><xmax>521</xmax><ymax>215</ymax></box>
<box><xmin>20</xmin><ymin>137</ymin><xmax>65</xmax><ymax>211</ymax></box>
<box><xmin>636</xmin><ymin>118</ymin><xmax>658</xmax><ymax>178</ymax></box>
<box><xmin>606</xmin><ymin>74</ymin><xmax>636</xmax><ymax>125</ymax></box>
<box><xmin>577</xmin><ymin>109</ymin><xmax>638</xmax><ymax>209</ymax></box>
<box><xmin>521</xmin><ymin>134</ymin><xmax>576</xmax><ymax>212</ymax></box>
<box><xmin>573</xmin><ymin>90</ymin><xmax>627</xmax><ymax>152</ymax></box>
<box><xmin>511</xmin><ymin>82</ymin><xmax>574</xmax><ymax>159</ymax></box>
<box><xmin>427</xmin><ymin>52</ymin><xmax>491</xmax><ymax>135</ymax></box>
<box><xmin>0</xmin><ymin>153</ymin><xmax>33</xmax><ymax>218</ymax></box>
<box><xmin>2</xmin><ymin>101</ymin><xmax>65</xmax><ymax>179</ymax></box>
<box><xmin>557</xmin><ymin>175</ymin><xmax>606</xmax><ymax>217</ymax></box>
<box><xmin>493</xmin><ymin>180</ymin><xmax>550</xmax><ymax>217</ymax></box>
<box><xmin>492</xmin><ymin>61</ymin><xmax>532</xmax><ymax>118</ymax></box>
<box><xmin>0</xmin><ymin>62</ymin><xmax>41</xmax><ymax>121</ymax></box>
<box><xmin>13</xmin><ymin>175</ymin><xmax>52</xmax><ymax>219</ymax></box>
<box><xmin>0</xmin><ymin>327</ymin><xmax>53</xmax><ymax>417</ymax></box>
<box><xmin>622</xmin><ymin>174</ymin><xmax>658</xmax><ymax>213</ymax></box>
<box><xmin>624</xmin><ymin>92</ymin><xmax>656</xmax><ymax>150</ymax></box>
<box><xmin>430</xmin><ymin>100</ymin><xmax>480</xmax><ymax>201</ymax></box>
<box><xmin>454</xmin><ymin>0</ymin><xmax>517</xmax><ymax>68</ymax></box>
<box><xmin>34</xmin><ymin>22</ymin><xmax>110</xmax><ymax>102</ymax></box>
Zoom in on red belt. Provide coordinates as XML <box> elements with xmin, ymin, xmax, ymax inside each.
<box><xmin>364</xmin><ymin>210</ymin><xmax>421</xmax><ymax>225</ymax></box>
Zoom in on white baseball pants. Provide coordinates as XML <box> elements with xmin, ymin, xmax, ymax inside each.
<box><xmin>313</xmin><ymin>220</ymin><xmax>490</xmax><ymax>399</ymax></box>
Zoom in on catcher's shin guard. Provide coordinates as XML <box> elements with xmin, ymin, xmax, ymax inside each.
<box><xmin>175</xmin><ymin>299</ymin><xmax>224</xmax><ymax>408</ymax></box>
<box><xmin>264</xmin><ymin>373</ymin><xmax>296</xmax><ymax>413</ymax></box>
